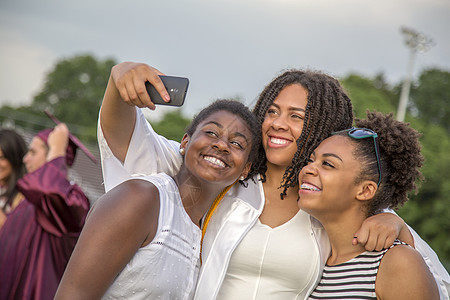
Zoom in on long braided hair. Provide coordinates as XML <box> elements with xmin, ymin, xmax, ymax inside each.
<box><xmin>250</xmin><ymin>69</ymin><xmax>354</xmax><ymax>198</ymax></box>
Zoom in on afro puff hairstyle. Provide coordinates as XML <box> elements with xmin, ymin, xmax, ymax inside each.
<box><xmin>343</xmin><ymin>111</ymin><xmax>424</xmax><ymax>216</ymax></box>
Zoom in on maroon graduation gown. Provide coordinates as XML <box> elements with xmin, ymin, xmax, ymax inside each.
<box><xmin>0</xmin><ymin>157</ymin><xmax>90</xmax><ymax>300</ymax></box>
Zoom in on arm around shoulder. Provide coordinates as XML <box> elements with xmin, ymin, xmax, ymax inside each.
<box><xmin>376</xmin><ymin>244</ymin><xmax>440</xmax><ymax>300</ymax></box>
<box><xmin>55</xmin><ymin>179</ymin><xmax>160</xmax><ymax>299</ymax></box>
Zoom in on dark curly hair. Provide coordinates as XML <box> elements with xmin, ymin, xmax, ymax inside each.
<box><xmin>0</xmin><ymin>129</ymin><xmax>27</xmax><ymax>213</ymax></box>
<box><xmin>334</xmin><ymin>111</ymin><xmax>424</xmax><ymax>216</ymax></box>
<box><xmin>185</xmin><ymin>99</ymin><xmax>262</xmax><ymax>184</ymax></box>
<box><xmin>251</xmin><ymin>69</ymin><xmax>353</xmax><ymax>198</ymax></box>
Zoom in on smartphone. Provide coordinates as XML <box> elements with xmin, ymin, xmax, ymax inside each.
<box><xmin>145</xmin><ymin>75</ymin><xmax>189</xmax><ymax>106</ymax></box>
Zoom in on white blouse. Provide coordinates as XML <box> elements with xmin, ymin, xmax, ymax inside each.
<box><xmin>217</xmin><ymin>209</ymin><xmax>319</xmax><ymax>300</ymax></box>
<box><xmin>102</xmin><ymin>174</ymin><xmax>201</xmax><ymax>300</ymax></box>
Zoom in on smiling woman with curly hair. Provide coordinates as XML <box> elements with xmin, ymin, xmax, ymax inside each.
<box><xmin>298</xmin><ymin>111</ymin><xmax>440</xmax><ymax>299</ymax></box>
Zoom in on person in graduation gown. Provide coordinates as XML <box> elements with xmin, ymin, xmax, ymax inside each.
<box><xmin>0</xmin><ymin>129</ymin><xmax>27</xmax><ymax>229</ymax></box>
<box><xmin>0</xmin><ymin>123</ymin><xmax>91</xmax><ymax>300</ymax></box>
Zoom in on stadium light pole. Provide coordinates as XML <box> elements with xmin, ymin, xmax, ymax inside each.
<box><xmin>396</xmin><ymin>27</ymin><xmax>434</xmax><ymax>122</ymax></box>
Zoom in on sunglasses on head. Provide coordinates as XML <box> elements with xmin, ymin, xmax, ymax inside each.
<box><xmin>332</xmin><ymin>127</ymin><xmax>382</xmax><ymax>187</ymax></box>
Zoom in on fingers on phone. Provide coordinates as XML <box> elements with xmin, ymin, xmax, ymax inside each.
<box><xmin>149</xmin><ymin>73</ymin><xmax>170</xmax><ymax>103</ymax></box>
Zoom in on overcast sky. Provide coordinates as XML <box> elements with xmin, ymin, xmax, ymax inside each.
<box><xmin>1</xmin><ymin>0</ymin><xmax>449</xmax><ymax>118</ymax></box>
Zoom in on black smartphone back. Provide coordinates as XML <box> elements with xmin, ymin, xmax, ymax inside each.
<box><xmin>145</xmin><ymin>75</ymin><xmax>189</xmax><ymax>106</ymax></box>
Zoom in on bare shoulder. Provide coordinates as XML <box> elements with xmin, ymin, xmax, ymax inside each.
<box><xmin>118</xmin><ymin>178</ymin><xmax>160</xmax><ymax>201</ymax></box>
<box><xmin>376</xmin><ymin>244</ymin><xmax>439</xmax><ymax>300</ymax></box>
<box><xmin>88</xmin><ymin>178</ymin><xmax>161</xmax><ymax>237</ymax></box>
<box><xmin>381</xmin><ymin>243</ymin><xmax>421</xmax><ymax>266</ymax></box>
<box><xmin>94</xmin><ymin>178</ymin><xmax>160</xmax><ymax>211</ymax></box>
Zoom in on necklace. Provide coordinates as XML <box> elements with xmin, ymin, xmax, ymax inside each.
<box><xmin>199</xmin><ymin>180</ymin><xmax>237</xmax><ymax>264</ymax></box>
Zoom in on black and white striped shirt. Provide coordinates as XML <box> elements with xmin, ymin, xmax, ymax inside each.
<box><xmin>309</xmin><ymin>240</ymin><xmax>405</xmax><ymax>299</ymax></box>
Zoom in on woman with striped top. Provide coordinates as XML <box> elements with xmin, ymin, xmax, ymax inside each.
<box><xmin>298</xmin><ymin>111</ymin><xmax>440</xmax><ymax>300</ymax></box>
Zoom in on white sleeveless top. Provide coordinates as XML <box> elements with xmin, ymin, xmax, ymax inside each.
<box><xmin>217</xmin><ymin>209</ymin><xmax>319</xmax><ymax>299</ymax></box>
<box><xmin>102</xmin><ymin>173</ymin><xmax>201</xmax><ymax>300</ymax></box>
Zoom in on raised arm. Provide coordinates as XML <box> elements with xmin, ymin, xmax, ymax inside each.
<box><xmin>54</xmin><ymin>179</ymin><xmax>160</xmax><ymax>299</ymax></box>
<box><xmin>99</xmin><ymin>62</ymin><xmax>168</xmax><ymax>163</ymax></box>
<box><xmin>98</xmin><ymin>62</ymin><xmax>183</xmax><ymax>191</ymax></box>
<box><xmin>46</xmin><ymin>123</ymin><xmax>69</xmax><ymax>162</ymax></box>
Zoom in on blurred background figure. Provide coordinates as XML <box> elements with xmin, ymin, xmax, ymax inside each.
<box><xmin>0</xmin><ymin>123</ymin><xmax>91</xmax><ymax>300</ymax></box>
<box><xmin>0</xmin><ymin>129</ymin><xmax>27</xmax><ymax>228</ymax></box>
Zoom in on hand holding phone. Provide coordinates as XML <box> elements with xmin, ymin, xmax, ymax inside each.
<box><xmin>146</xmin><ymin>75</ymin><xmax>189</xmax><ymax>107</ymax></box>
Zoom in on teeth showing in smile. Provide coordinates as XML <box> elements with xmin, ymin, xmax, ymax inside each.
<box><xmin>203</xmin><ymin>156</ymin><xmax>226</xmax><ymax>168</ymax></box>
<box><xmin>301</xmin><ymin>183</ymin><xmax>321</xmax><ymax>192</ymax></box>
<box><xmin>270</xmin><ymin>137</ymin><xmax>289</xmax><ymax>145</ymax></box>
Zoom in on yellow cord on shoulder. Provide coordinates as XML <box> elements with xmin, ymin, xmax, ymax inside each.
<box><xmin>200</xmin><ymin>180</ymin><xmax>237</xmax><ymax>264</ymax></box>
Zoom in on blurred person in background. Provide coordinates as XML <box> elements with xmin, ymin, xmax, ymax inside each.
<box><xmin>0</xmin><ymin>123</ymin><xmax>91</xmax><ymax>300</ymax></box>
<box><xmin>0</xmin><ymin>129</ymin><xmax>27</xmax><ymax>228</ymax></box>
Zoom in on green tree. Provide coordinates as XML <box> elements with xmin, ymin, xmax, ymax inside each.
<box><xmin>340</xmin><ymin>73</ymin><xmax>397</xmax><ymax>118</ymax></box>
<box><xmin>0</xmin><ymin>105</ymin><xmax>39</xmax><ymax>131</ymax></box>
<box><xmin>150</xmin><ymin>110</ymin><xmax>191</xmax><ymax>142</ymax></box>
<box><xmin>409</xmin><ymin>68</ymin><xmax>450</xmax><ymax>133</ymax></box>
<box><xmin>398</xmin><ymin>119</ymin><xmax>450</xmax><ymax>270</ymax></box>
<box><xmin>31</xmin><ymin>54</ymin><xmax>116</xmax><ymax>143</ymax></box>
